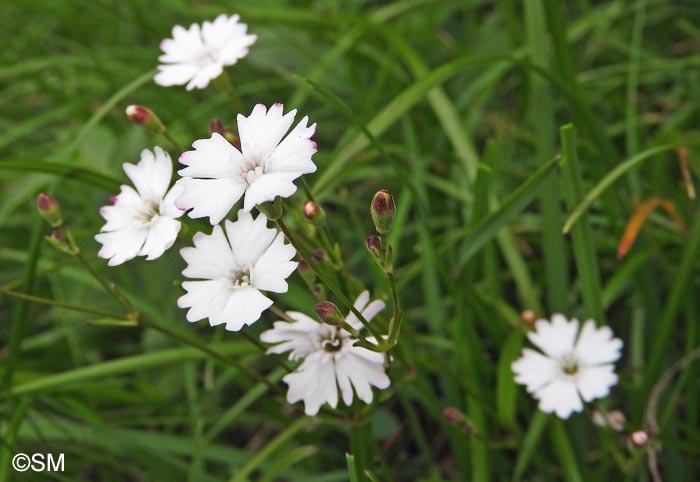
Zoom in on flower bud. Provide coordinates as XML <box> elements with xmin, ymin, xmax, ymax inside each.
<box><xmin>125</xmin><ymin>104</ymin><xmax>165</xmax><ymax>134</ymax></box>
<box><xmin>303</xmin><ymin>201</ymin><xmax>325</xmax><ymax>224</ymax></box>
<box><xmin>442</xmin><ymin>406</ymin><xmax>475</xmax><ymax>433</ymax></box>
<box><xmin>45</xmin><ymin>229</ymin><xmax>80</xmax><ymax>255</ymax></box>
<box><xmin>521</xmin><ymin>310</ymin><xmax>537</xmax><ymax>325</ymax></box>
<box><xmin>298</xmin><ymin>259</ymin><xmax>316</xmax><ymax>285</ymax></box>
<box><xmin>629</xmin><ymin>430</ymin><xmax>650</xmax><ymax>447</ymax></box>
<box><xmin>209</xmin><ymin>118</ymin><xmax>225</xmax><ymax>135</ymax></box>
<box><xmin>315</xmin><ymin>301</ymin><xmax>344</xmax><ymax>326</ymax></box>
<box><xmin>366</xmin><ymin>235</ymin><xmax>382</xmax><ymax>256</ymax></box>
<box><xmin>312</xmin><ymin>249</ymin><xmax>327</xmax><ymax>263</ymax></box>
<box><xmin>37</xmin><ymin>193</ymin><xmax>62</xmax><ymax>227</ymax></box>
<box><xmin>370</xmin><ymin>189</ymin><xmax>396</xmax><ymax>235</ymax></box>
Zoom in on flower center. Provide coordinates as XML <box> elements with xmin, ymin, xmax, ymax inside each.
<box><xmin>196</xmin><ymin>47</ymin><xmax>219</xmax><ymax>67</ymax></box>
<box><xmin>321</xmin><ymin>329</ymin><xmax>343</xmax><ymax>353</ymax></box>
<box><xmin>134</xmin><ymin>200</ymin><xmax>160</xmax><ymax>225</ymax></box>
<box><xmin>560</xmin><ymin>353</ymin><xmax>579</xmax><ymax>376</ymax></box>
<box><xmin>240</xmin><ymin>152</ymin><xmax>267</xmax><ymax>185</ymax></box>
<box><xmin>229</xmin><ymin>266</ymin><xmax>251</xmax><ymax>287</ymax></box>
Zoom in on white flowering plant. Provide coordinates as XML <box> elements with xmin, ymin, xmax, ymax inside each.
<box><xmin>3</xmin><ymin>3</ymin><xmax>700</xmax><ymax>482</ymax></box>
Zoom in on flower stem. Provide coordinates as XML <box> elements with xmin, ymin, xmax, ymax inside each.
<box><xmin>163</xmin><ymin>130</ymin><xmax>184</xmax><ymax>153</ymax></box>
<box><xmin>0</xmin><ymin>287</ymin><xmax>127</xmax><ymax>320</ymax></box>
<box><xmin>76</xmin><ymin>252</ymin><xmax>134</xmax><ymax>312</ymax></box>
<box><xmin>215</xmin><ymin>70</ymin><xmax>243</xmax><ymax>114</ymax></box>
<box><xmin>276</xmin><ymin>217</ymin><xmax>387</xmax><ymax>349</ymax></box>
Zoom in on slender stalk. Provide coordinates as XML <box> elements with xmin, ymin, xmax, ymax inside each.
<box><xmin>76</xmin><ymin>253</ymin><xmax>134</xmax><ymax>312</ymax></box>
<box><xmin>276</xmin><ymin>217</ymin><xmax>387</xmax><ymax>348</ymax></box>
<box><xmin>0</xmin><ymin>288</ymin><xmax>126</xmax><ymax>319</ymax></box>
<box><xmin>163</xmin><ymin>130</ymin><xmax>184</xmax><ymax>152</ymax></box>
<box><xmin>137</xmin><ymin>314</ymin><xmax>280</xmax><ymax>392</ymax></box>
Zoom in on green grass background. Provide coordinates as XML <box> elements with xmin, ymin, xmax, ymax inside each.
<box><xmin>2</xmin><ymin>0</ymin><xmax>700</xmax><ymax>480</ymax></box>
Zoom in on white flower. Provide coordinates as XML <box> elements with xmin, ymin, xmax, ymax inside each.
<box><xmin>155</xmin><ymin>14</ymin><xmax>256</xmax><ymax>90</ymax></box>
<box><xmin>178</xmin><ymin>210</ymin><xmax>297</xmax><ymax>331</ymax></box>
<box><xmin>95</xmin><ymin>147</ymin><xmax>183</xmax><ymax>266</ymax></box>
<box><xmin>512</xmin><ymin>314</ymin><xmax>623</xmax><ymax>419</ymax></box>
<box><xmin>176</xmin><ymin>103</ymin><xmax>317</xmax><ymax>224</ymax></box>
<box><xmin>260</xmin><ymin>291</ymin><xmax>391</xmax><ymax>416</ymax></box>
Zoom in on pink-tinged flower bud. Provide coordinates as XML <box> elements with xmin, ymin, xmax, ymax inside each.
<box><xmin>312</xmin><ymin>249</ymin><xmax>327</xmax><ymax>263</ymax></box>
<box><xmin>125</xmin><ymin>104</ymin><xmax>165</xmax><ymax>134</ymax></box>
<box><xmin>209</xmin><ymin>118</ymin><xmax>225</xmax><ymax>135</ymax></box>
<box><xmin>45</xmin><ymin>229</ymin><xmax>80</xmax><ymax>255</ymax></box>
<box><xmin>297</xmin><ymin>259</ymin><xmax>316</xmax><ymax>285</ymax></box>
<box><xmin>315</xmin><ymin>301</ymin><xmax>344</xmax><ymax>326</ymax></box>
<box><xmin>370</xmin><ymin>189</ymin><xmax>396</xmax><ymax>235</ymax></box>
<box><xmin>442</xmin><ymin>407</ymin><xmax>475</xmax><ymax>433</ymax></box>
<box><xmin>521</xmin><ymin>310</ymin><xmax>537</xmax><ymax>325</ymax></box>
<box><xmin>36</xmin><ymin>193</ymin><xmax>62</xmax><ymax>227</ymax></box>
<box><xmin>629</xmin><ymin>430</ymin><xmax>650</xmax><ymax>447</ymax></box>
<box><xmin>303</xmin><ymin>201</ymin><xmax>325</xmax><ymax>224</ymax></box>
<box><xmin>224</xmin><ymin>131</ymin><xmax>241</xmax><ymax>150</ymax></box>
<box><xmin>366</xmin><ymin>235</ymin><xmax>382</xmax><ymax>255</ymax></box>
<box><xmin>592</xmin><ymin>409</ymin><xmax>626</xmax><ymax>432</ymax></box>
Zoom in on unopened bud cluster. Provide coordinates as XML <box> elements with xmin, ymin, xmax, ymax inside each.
<box><xmin>366</xmin><ymin>189</ymin><xmax>396</xmax><ymax>273</ymax></box>
<box><xmin>36</xmin><ymin>193</ymin><xmax>79</xmax><ymax>254</ymax></box>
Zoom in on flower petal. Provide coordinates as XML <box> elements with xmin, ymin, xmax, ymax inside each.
<box><xmin>267</xmin><ymin>115</ymin><xmax>317</xmax><ymax>174</ymax></box>
<box><xmin>178</xmin><ymin>133</ymin><xmax>244</xmax><ymax>178</ymax></box>
<box><xmin>237</xmin><ymin>104</ymin><xmax>296</xmax><ymax>160</ymax></box>
<box><xmin>251</xmin><ymin>232</ymin><xmax>297</xmax><ymax>293</ymax></box>
<box><xmin>576</xmin><ymin>364</ymin><xmax>618</xmax><ymax>403</ymax></box>
<box><xmin>574</xmin><ymin>320</ymin><xmax>623</xmax><ymax>366</ymax></box>
<box><xmin>139</xmin><ymin>216</ymin><xmax>181</xmax><ymax>260</ymax></box>
<box><xmin>283</xmin><ymin>352</ymin><xmax>338</xmax><ymax>415</ymax></box>
<box><xmin>176</xmin><ymin>177</ymin><xmax>246</xmax><ymax>225</ymax></box>
<box><xmin>178</xmin><ymin>278</ymin><xmax>232</xmax><ymax>324</ymax></box>
<box><xmin>224</xmin><ymin>211</ymin><xmax>277</xmax><ymax>267</ymax></box>
<box><xmin>122</xmin><ymin>147</ymin><xmax>173</xmax><ymax>200</ymax></box>
<box><xmin>242</xmin><ymin>172</ymin><xmax>298</xmax><ymax>211</ymax></box>
<box><xmin>534</xmin><ymin>379</ymin><xmax>583</xmax><ymax>419</ymax></box>
<box><xmin>512</xmin><ymin>348</ymin><xmax>560</xmax><ymax>393</ymax></box>
<box><xmin>528</xmin><ymin>314</ymin><xmax>579</xmax><ymax>359</ymax></box>
<box><xmin>154</xmin><ymin>63</ymin><xmax>199</xmax><ymax>87</ymax></box>
<box><xmin>95</xmin><ymin>226</ymin><xmax>148</xmax><ymax>266</ymax></box>
<box><xmin>214</xmin><ymin>285</ymin><xmax>272</xmax><ymax>331</ymax></box>
<box><xmin>180</xmin><ymin>225</ymin><xmax>236</xmax><ymax>280</ymax></box>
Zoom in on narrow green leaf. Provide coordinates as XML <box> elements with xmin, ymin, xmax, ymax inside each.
<box><xmin>0</xmin><ymin>160</ymin><xmax>121</xmax><ymax>191</ymax></box>
<box><xmin>560</xmin><ymin>124</ymin><xmax>603</xmax><ymax>322</ymax></box>
<box><xmin>455</xmin><ymin>154</ymin><xmax>561</xmax><ymax>266</ymax></box>
<box><xmin>496</xmin><ymin>331</ymin><xmax>523</xmax><ymax>430</ymax></box>
<box><xmin>562</xmin><ymin>144</ymin><xmax>678</xmax><ymax>233</ymax></box>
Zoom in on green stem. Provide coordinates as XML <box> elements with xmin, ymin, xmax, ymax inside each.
<box><xmin>76</xmin><ymin>253</ymin><xmax>134</xmax><ymax>312</ymax></box>
<box><xmin>163</xmin><ymin>130</ymin><xmax>184</xmax><ymax>153</ymax></box>
<box><xmin>276</xmin><ymin>217</ymin><xmax>387</xmax><ymax>349</ymax></box>
<box><xmin>137</xmin><ymin>315</ymin><xmax>280</xmax><ymax>392</ymax></box>
<box><xmin>0</xmin><ymin>287</ymin><xmax>127</xmax><ymax>319</ymax></box>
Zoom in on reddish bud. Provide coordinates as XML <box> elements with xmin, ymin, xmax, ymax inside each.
<box><xmin>370</xmin><ymin>189</ymin><xmax>396</xmax><ymax>234</ymax></box>
<box><xmin>315</xmin><ymin>301</ymin><xmax>344</xmax><ymax>326</ymax></box>
<box><xmin>312</xmin><ymin>249</ymin><xmax>327</xmax><ymax>262</ymax></box>
<box><xmin>366</xmin><ymin>235</ymin><xmax>382</xmax><ymax>255</ymax></box>
<box><xmin>37</xmin><ymin>193</ymin><xmax>62</xmax><ymax>227</ymax></box>
<box><xmin>303</xmin><ymin>200</ymin><xmax>324</xmax><ymax>222</ymax></box>
<box><xmin>125</xmin><ymin>104</ymin><xmax>165</xmax><ymax>133</ymax></box>
<box><xmin>209</xmin><ymin>118</ymin><xmax>225</xmax><ymax>135</ymax></box>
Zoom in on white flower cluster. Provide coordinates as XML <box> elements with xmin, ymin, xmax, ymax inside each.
<box><xmin>94</xmin><ymin>13</ymin><xmax>625</xmax><ymax>422</ymax></box>
<box><xmin>94</xmin><ymin>14</ymin><xmax>390</xmax><ymax>416</ymax></box>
